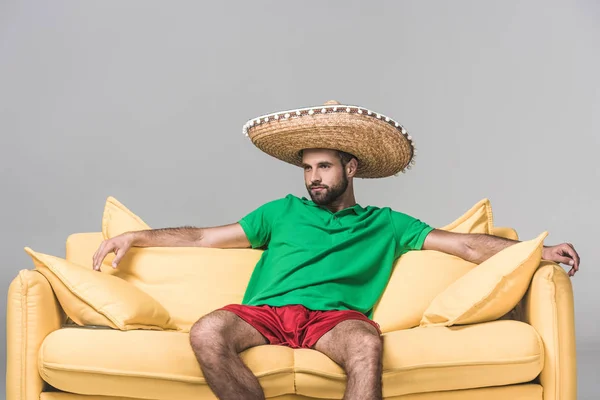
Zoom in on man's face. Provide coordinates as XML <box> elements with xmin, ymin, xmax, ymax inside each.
<box><xmin>301</xmin><ymin>149</ymin><xmax>349</xmax><ymax>206</ymax></box>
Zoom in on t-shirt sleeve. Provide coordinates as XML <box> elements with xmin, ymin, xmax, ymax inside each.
<box><xmin>238</xmin><ymin>198</ymin><xmax>285</xmax><ymax>249</ymax></box>
<box><xmin>390</xmin><ymin>209</ymin><xmax>435</xmax><ymax>257</ymax></box>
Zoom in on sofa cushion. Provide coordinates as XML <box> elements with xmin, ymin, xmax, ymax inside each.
<box><xmin>24</xmin><ymin>248</ymin><xmax>177</xmax><ymax>331</ymax></box>
<box><xmin>39</xmin><ymin>385</ymin><xmax>544</xmax><ymax>400</ymax></box>
<box><xmin>102</xmin><ymin>196</ymin><xmax>150</xmax><ymax>240</ymax></box>
<box><xmin>373</xmin><ymin>251</ymin><xmax>476</xmax><ymax>332</ymax></box>
<box><xmin>420</xmin><ymin>231</ymin><xmax>547</xmax><ymax>327</ymax></box>
<box><xmin>39</xmin><ymin>321</ymin><xmax>542</xmax><ymax>399</ymax></box>
<box><xmin>293</xmin><ymin>320</ymin><xmax>543</xmax><ymax>398</ymax></box>
<box><xmin>95</xmin><ymin>197</ymin><xmax>264</xmax><ymax>330</ymax></box>
<box><xmin>65</xmin><ymin>232</ymin><xmax>262</xmax><ymax>331</ymax></box>
<box><xmin>109</xmin><ymin>246</ymin><xmax>261</xmax><ymax>330</ymax></box>
<box><xmin>439</xmin><ymin>198</ymin><xmax>494</xmax><ymax>234</ymax></box>
<box><xmin>373</xmin><ymin>198</ymin><xmax>494</xmax><ymax>332</ymax></box>
<box><xmin>40</xmin><ymin>328</ymin><xmax>295</xmax><ymax>399</ymax></box>
<box><xmin>492</xmin><ymin>226</ymin><xmax>519</xmax><ymax>241</ymax></box>
<box><xmin>66</xmin><ymin>232</ymin><xmax>108</xmax><ymax>268</ymax></box>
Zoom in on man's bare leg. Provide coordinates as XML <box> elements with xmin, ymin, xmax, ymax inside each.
<box><xmin>313</xmin><ymin>320</ymin><xmax>383</xmax><ymax>400</ymax></box>
<box><xmin>189</xmin><ymin>310</ymin><xmax>268</xmax><ymax>400</ymax></box>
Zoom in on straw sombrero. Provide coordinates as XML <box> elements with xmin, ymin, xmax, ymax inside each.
<box><xmin>242</xmin><ymin>100</ymin><xmax>417</xmax><ymax>178</ymax></box>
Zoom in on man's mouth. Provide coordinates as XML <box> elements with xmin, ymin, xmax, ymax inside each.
<box><xmin>311</xmin><ymin>186</ymin><xmax>326</xmax><ymax>191</ymax></box>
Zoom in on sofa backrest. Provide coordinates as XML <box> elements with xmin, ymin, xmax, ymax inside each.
<box><xmin>65</xmin><ymin>227</ymin><xmax>518</xmax><ymax>332</ymax></box>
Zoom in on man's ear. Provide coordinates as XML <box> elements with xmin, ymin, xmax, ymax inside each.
<box><xmin>346</xmin><ymin>158</ymin><xmax>359</xmax><ymax>177</ymax></box>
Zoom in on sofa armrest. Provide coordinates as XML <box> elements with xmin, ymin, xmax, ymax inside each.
<box><xmin>6</xmin><ymin>269</ymin><xmax>65</xmax><ymax>400</ymax></box>
<box><xmin>522</xmin><ymin>261</ymin><xmax>577</xmax><ymax>400</ymax></box>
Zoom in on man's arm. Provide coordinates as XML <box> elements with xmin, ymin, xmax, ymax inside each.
<box><xmin>130</xmin><ymin>224</ymin><xmax>249</xmax><ymax>248</ymax></box>
<box><xmin>92</xmin><ymin>223</ymin><xmax>250</xmax><ymax>271</ymax></box>
<box><xmin>422</xmin><ymin>229</ymin><xmax>580</xmax><ymax>277</ymax></box>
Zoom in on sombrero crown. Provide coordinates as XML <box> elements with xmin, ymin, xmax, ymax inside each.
<box><xmin>243</xmin><ymin>100</ymin><xmax>417</xmax><ymax>178</ymax></box>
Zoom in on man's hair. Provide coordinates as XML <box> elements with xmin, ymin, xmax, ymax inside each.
<box><xmin>299</xmin><ymin>149</ymin><xmax>357</xmax><ymax>167</ymax></box>
<box><xmin>337</xmin><ymin>150</ymin><xmax>356</xmax><ymax>167</ymax></box>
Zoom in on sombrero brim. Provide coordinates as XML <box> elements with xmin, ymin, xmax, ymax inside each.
<box><xmin>243</xmin><ymin>104</ymin><xmax>416</xmax><ymax>178</ymax></box>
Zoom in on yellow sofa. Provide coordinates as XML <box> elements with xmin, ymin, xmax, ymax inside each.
<box><xmin>6</xmin><ymin>226</ymin><xmax>576</xmax><ymax>400</ymax></box>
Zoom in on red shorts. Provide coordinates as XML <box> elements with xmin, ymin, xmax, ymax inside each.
<box><xmin>220</xmin><ymin>304</ymin><xmax>381</xmax><ymax>349</ymax></box>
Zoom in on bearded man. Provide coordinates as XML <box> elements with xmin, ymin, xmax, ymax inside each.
<box><xmin>92</xmin><ymin>100</ymin><xmax>580</xmax><ymax>400</ymax></box>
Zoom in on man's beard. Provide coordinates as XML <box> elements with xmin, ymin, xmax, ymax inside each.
<box><xmin>306</xmin><ymin>173</ymin><xmax>349</xmax><ymax>206</ymax></box>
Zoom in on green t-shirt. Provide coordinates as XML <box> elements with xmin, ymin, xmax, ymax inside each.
<box><xmin>239</xmin><ymin>194</ymin><xmax>433</xmax><ymax>318</ymax></box>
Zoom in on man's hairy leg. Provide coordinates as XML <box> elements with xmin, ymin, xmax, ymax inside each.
<box><xmin>313</xmin><ymin>320</ymin><xmax>383</xmax><ymax>400</ymax></box>
<box><xmin>189</xmin><ymin>310</ymin><xmax>268</xmax><ymax>400</ymax></box>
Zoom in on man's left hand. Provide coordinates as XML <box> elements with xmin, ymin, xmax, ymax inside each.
<box><xmin>542</xmin><ymin>243</ymin><xmax>580</xmax><ymax>277</ymax></box>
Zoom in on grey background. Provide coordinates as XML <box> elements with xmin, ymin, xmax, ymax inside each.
<box><xmin>1</xmin><ymin>0</ymin><xmax>598</xmax><ymax>398</ymax></box>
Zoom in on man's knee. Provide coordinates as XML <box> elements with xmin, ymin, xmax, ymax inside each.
<box><xmin>352</xmin><ymin>331</ymin><xmax>382</xmax><ymax>357</ymax></box>
<box><xmin>189</xmin><ymin>310</ymin><xmax>234</xmax><ymax>353</ymax></box>
<box><xmin>343</xmin><ymin>329</ymin><xmax>383</xmax><ymax>370</ymax></box>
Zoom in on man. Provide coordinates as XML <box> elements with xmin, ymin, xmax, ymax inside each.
<box><xmin>92</xmin><ymin>101</ymin><xmax>580</xmax><ymax>400</ymax></box>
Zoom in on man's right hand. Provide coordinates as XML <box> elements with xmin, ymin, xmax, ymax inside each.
<box><xmin>92</xmin><ymin>232</ymin><xmax>136</xmax><ymax>271</ymax></box>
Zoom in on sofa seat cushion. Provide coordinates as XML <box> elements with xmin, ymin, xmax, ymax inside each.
<box><xmin>40</xmin><ymin>321</ymin><xmax>543</xmax><ymax>400</ymax></box>
<box><xmin>40</xmin><ymin>328</ymin><xmax>295</xmax><ymax>399</ymax></box>
<box><xmin>40</xmin><ymin>384</ymin><xmax>543</xmax><ymax>400</ymax></box>
<box><xmin>294</xmin><ymin>320</ymin><xmax>544</xmax><ymax>398</ymax></box>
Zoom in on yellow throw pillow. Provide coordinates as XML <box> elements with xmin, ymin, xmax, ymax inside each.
<box><xmin>440</xmin><ymin>198</ymin><xmax>494</xmax><ymax>234</ymax></box>
<box><xmin>102</xmin><ymin>196</ymin><xmax>150</xmax><ymax>240</ymax></box>
<box><xmin>420</xmin><ymin>231</ymin><xmax>548</xmax><ymax>327</ymax></box>
<box><xmin>24</xmin><ymin>247</ymin><xmax>178</xmax><ymax>331</ymax></box>
<box><xmin>373</xmin><ymin>251</ymin><xmax>477</xmax><ymax>333</ymax></box>
<box><xmin>373</xmin><ymin>199</ymin><xmax>493</xmax><ymax>332</ymax></box>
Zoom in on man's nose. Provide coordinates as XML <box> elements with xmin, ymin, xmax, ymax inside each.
<box><xmin>310</xmin><ymin>170</ymin><xmax>321</xmax><ymax>183</ymax></box>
